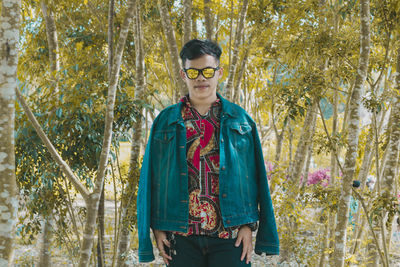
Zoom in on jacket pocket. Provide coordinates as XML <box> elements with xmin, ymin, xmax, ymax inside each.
<box><xmin>153</xmin><ymin>130</ymin><xmax>175</xmax><ymax>143</ymax></box>
<box><xmin>229</xmin><ymin>123</ymin><xmax>252</xmax><ymax>151</ymax></box>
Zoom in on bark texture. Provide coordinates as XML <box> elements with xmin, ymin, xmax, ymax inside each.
<box><xmin>0</xmin><ymin>1</ymin><xmax>20</xmax><ymax>266</ymax></box>
<box><xmin>38</xmin><ymin>217</ymin><xmax>53</xmax><ymax>267</ymax></box>
<box><xmin>203</xmin><ymin>0</ymin><xmax>213</xmax><ymax>40</ymax></box>
<box><xmin>332</xmin><ymin>0</ymin><xmax>370</xmax><ymax>265</ymax></box>
<box><xmin>40</xmin><ymin>1</ymin><xmax>60</xmax><ymax>97</ymax></box>
<box><xmin>183</xmin><ymin>0</ymin><xmax>192</xmax><ymax>44</ymax></box>
<box><xmin>158</xmin><ymin>0</ymin><xmax>187</xmax><ymax>98</ymax></box>
<box><xmin>78</xmin><ymin>1</ymin><xmax>136</xmax><ymax>266</ymax></box>
<box><xmin>225</xmin><ymin>0</ymin><xmax>249</xmax><ymax>101</ymax></box>
<box><xmin>288</xmin><ymin>100</ymin><xmax>318</xmax><ymax>185</ymax></box>
<box><xmin>117</xmin><ymin>1</ymin><xmax>146</xmax><ymax>265</ymax></box>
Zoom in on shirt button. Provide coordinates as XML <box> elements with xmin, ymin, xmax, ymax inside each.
<box><xmin>221</xmin><ymin>166</ymin><xmax>225</xmax><ymax>170</ymax></box>
<box><xmin>226</xmin><ymin>220</ymin><xmax>231</xmax><ymax>224</ymax></box>
<box><xmin>222</xmin><ymin>193</ymin><xmax>227</xmax><ymax>198</ymax></box>
<box><xmin>221</xmin><ymin>139</ymin><xmax>224</xmax><ymax>143</ymax></box>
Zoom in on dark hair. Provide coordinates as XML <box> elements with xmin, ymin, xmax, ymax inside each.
<box><xmin>180</xmin><ymin>39</ymin><xmax>222</xmax><ymax>67</ymax></box>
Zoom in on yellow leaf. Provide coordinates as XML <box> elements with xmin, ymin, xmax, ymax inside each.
<box><xmin>76</xmin><ymin>42</ymin><xmax>83</xmax><ymax>52</ymax></box>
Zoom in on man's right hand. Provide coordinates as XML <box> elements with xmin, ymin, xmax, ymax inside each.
<box><xmin>153</xmin><ymin>229</ymin><xmax>173</xmax><ymax>265</ymax></box>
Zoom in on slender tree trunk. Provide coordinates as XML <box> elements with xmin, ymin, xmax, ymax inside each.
<box><xmin>183</xmin><ymin>0</ymin><xmax>192</xmax><ymax>44</ymax></box>
<box><xmin>234</xmin><ymin>33</ymin><xmax>254</xmax><ymax>104</ymax></box>
<box><xmin>117</xmin><ymin>1</ymin><xmax>146</xmax><ymax>266</ymax></box>
<box><xmin>332</xmin><ymin>0</ymin><xmax>370</xmax><ymax>265</ymax></box>
<box><xmin>97</xmin><ymin>188</ymin><xmax>105</xmax><ymax>267</ymax></box>
<box><xmin>96</xmin><ymin>1</ymin><xmax>115</xmax><ymax>265</ymax></box>
<box><xmin>370</xmin><ymin>46</ymin><xmax>400</xmax><ymax>267</ymax></box>
<box><xmin>203</xmin><ymin>0</ymin><xmax>213</xmax><ymax>40</ymax></box>
<box><xmin>301</xmin><ymin>113</ymin><xmax>317</xmax><ymax>188</ymax></box>
<box><xmin>158</xmin><ymin>0</ymin><xmax>187</xmax><ymax>98</ymax></box>
<box><xmin>78</xmin><ymin>1</ymin><xmax>136</xmax><ymax>266</ymax></box>
<box><xmin>40</xmin><ymin>0</ymin><xmax>60</xmax><ymax>98</ymax></box>
<box><xmin>288</xmin><ymin>100</ymin><xmax>318</xmax><ymax>185</ymax></box>
<box><xmin>225</xmin><ymin>0</ymin><xmax>249</xmax><ymax>101</ymax></box>
<box><xmin>38</xmin><ymin>216</ymin><xmax>53</xmax><ymax>267</ymax></box>
<box><xmin>0</xmin><ymin>1</ymin><xmax>20</xmax><ymax>266</ymax></box>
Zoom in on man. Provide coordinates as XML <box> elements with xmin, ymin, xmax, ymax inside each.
<box><xmin>137</xmin><ymin>39</ymin><xmax>279</xmax><ymax>266</ymax></box>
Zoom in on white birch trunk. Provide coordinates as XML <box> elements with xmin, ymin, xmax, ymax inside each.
<box><xmin>225</xmin><ymin>0</ymin><xmax>249</xmax><ymax>101</ymax></box>
<box><xmin>0</xmin><ymin>1</ymin><xmax>20</xmax><ymax>266</ymax></box>
<box><xmin>158</xmin><ymin>0</ymin><xmax>187</xmax><ymax>98</ymax></box>
<box><xmin>183</xmin><ymin>0</ymin><xmax>192</xmax><ymax>44</ymax></box>
<box><xmin>332</xmin><ymin>0</ymin><xmax>370</xmax><ymax>265</ymax></box>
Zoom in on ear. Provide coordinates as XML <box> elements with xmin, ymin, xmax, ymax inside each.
<box><xmin>180</xmin><ymin>69</ymin><xmax>186</xmax><ymax>80</ymax></box>
<box><xmin>217</xmin><ymin>67</ymin><xmax>223</xmax><ymax>79</ymax></box>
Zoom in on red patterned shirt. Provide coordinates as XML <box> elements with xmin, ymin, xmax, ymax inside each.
<box><xmin>176</xmin><ymin>95</ymin><xmax>240</xmax><ymax>239</ymax></box>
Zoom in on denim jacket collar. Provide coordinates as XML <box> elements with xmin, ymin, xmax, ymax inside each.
<box><xmin>167</xmin><ymin>92</ymin><xmax>238</xmax><ymax>126</ymax></box>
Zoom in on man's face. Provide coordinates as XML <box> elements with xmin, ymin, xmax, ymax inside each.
<box><xmin>180</xmin><ymin>54</ymin><xmax>223</xmax><ymax>103</ymax></box>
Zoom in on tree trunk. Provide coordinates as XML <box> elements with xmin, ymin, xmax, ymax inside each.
<box><xmin>0</xmin><ymin>1</ymin><xmax>20</xmax><ymax>266</ymax></box>
<box><xmin>117</xmin><ymin>1</ymin><xmax>146</xmax><ymax>266</ymax></box>
<box><xmin>183</xmin><ymin>0</ymin><xmax>192</xmax><ymax>44</ymax></box>
<box><xmin>97</xmin><ymin>188</ymin><xmax>105</xmax><ymax>267</ymax></box>
<box><xmin>225</xmin><ymin>0</ymin><xmax>249</xmax><ymax>101</ymax></box>
<box><xmin>78</xmin><ymin>1</ymin><xmax>136</xmax><ymax>266</ymax></box>
<box><xmin>203</xmin><ymin>0</ymin><xmax>213</xmax><ymax>40</ymax></box>
<box><xmin>330</xmin><ymin>87</ymin><xmax>339</xmax><ymax>185</ymax></box>
<box><xmin>371</xmin><ymin>45</ymin><xmax>400</xmax><ymax>267</ymax></box>
<box><xmin>288</xmin><ymin>100</ymin><xmax>318</xmax><ymax>185</ymax></box>
<box><xmin>234</xmin><ymin>33</ymin><xmax>254</xmax><ymax>104</ymax></box>
<box><xmin>38</xmin><ymin>216</ymin><xmax>53</xmax><ymax>267</ymax></box>
<box><xmin>158</xmin><ymin>0</ymin><xmax>187</xmax><ymax>98</ymax></box>
<box><xmin>332</xmin><ymin>0</ymin><xmax>370</xmax><ymax>265</ymax></box>
<box><xmin>40</xmin><ymin>0</ymin><xmax>60</xmax><ymax>98</ymax></box>
<box><xmin>301</xmin><ymin>113</ymin><xmax>317</xmax><ymax>188</ymax></box>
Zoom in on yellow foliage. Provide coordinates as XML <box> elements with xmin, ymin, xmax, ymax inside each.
<box><xmin>76</xmin><ymin>42</ymin><xmax>84</xmax><ymax>52</ymax></box>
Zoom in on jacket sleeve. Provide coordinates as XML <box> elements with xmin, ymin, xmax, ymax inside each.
<box><xmin>253</xmin><ymin>124</ymin><xmax>280</xmax><ymax>255</ymax></box>
<box><xmin>137</xmin><ymin>125</ymin><xmax>155</xmax><ymax>262</ymax></box>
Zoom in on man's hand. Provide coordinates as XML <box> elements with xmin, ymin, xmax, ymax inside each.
<box><xmin>153</xmin><ymin>229</ymin><xmax>172</xmax><ymax>265</ymax></box>
<box><xmin>235</xmin><ymin>225</ymin><xmax>253</xmax><ymax>264</ymax></box>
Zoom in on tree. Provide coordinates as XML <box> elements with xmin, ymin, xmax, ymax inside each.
<box><xmin>332</xmin><ymin>0</ymin><xmax>371</xmax><ymax>265</ymax></box>
<box><xmin>0</xmin><ymin>0</ymin><xmax>21</xmax><ymax>266</ymax></box>
<box><xmin>15</xmin><ymin>0</ymin><xmax>137</xmax><ymax>266</ymax></box>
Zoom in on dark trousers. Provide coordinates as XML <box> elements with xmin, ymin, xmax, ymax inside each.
<box><xmin>167</xmin><ymin>234</ymin><xmax>251</xmax><ymax>267</ymax></box>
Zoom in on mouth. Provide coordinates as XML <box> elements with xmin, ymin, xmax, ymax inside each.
<box><xmin>194</xmin><ymin>85</ymin><xmax>209</xmax><ymax>89</ymax></box>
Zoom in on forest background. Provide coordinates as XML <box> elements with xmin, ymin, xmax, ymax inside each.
<box><xmin>1</xmin><ymin>0</ymin><xmax>400</xmax><ymax>266</ymax></box>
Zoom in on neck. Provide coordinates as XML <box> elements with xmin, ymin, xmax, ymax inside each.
<box><xmin>189</xmin><ymin>94</ymin><xmax>217</xmax><ymax>115</ymax></box>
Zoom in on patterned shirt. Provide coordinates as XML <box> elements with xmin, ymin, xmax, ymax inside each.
<box><xmin>176</xmin><ymin>95</ymin><xmax>241</xmax><ymax>239</ymax></box>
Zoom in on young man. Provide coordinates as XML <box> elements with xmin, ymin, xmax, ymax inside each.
<box><xmin>137</xmin><ymin>39</ymin><xmax>279</xmax><ymax>266</ymax></box>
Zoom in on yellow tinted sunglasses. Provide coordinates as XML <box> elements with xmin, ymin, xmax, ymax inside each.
<box><xmin>183</xmin><ymin>66</ymin><xmax>220</xmax><ymax>80</ymax></box>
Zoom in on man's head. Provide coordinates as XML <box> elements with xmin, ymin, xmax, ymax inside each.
<box><xmin>180</xmin><ymin>39</ymin><xmax>222</xmax><ymax>67</ymax></box>
<box><xmin>179</xmin><ymin>39</ymin><xmax>223</xmax><ymax>105</ymax></box>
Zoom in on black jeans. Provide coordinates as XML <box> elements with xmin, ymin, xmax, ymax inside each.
<box><xmin>166</xmin><ymin>234</ymin><xmax>251</xmax><ymax>267</ymax></box>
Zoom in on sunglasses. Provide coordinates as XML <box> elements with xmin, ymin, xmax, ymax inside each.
<box><xmin>183</xmin><ymin>66</ymin><xmax>220</xmax><ymax>80</ymax></box>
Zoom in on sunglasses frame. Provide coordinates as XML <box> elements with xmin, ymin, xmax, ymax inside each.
<box><xmin>183</xmin><ymin>66</ymin><xmax>220</xmax><ymax>80</ymax></box>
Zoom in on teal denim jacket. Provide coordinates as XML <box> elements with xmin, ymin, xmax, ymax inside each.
<box><xmin>137</xmin><ymin>94</ymin><xmax>279</xmax><ymax>262</ymax></box>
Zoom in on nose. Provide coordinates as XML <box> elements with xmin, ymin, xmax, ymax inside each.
<box><xmin>196</xmin><ymin>71</ymin><xmax>207</xmax><ymax>81</ymax></box>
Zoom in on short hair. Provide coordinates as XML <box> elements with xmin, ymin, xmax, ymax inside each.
<box><xmin>180</xmin><ymin>39</ymin><xmax>222</xmax><ymax>67</ymax></box>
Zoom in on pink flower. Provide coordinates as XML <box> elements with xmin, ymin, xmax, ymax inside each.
<box><xmin>307</xmin><ymin>168</ymin><xmax>331</xmax><ymax>187</ymax></box>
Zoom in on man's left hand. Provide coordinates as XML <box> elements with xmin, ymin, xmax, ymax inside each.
<box><xmin>235</xmin><ymin>225</ymin><xmax>253</xmax><ymax>264</ymax></box>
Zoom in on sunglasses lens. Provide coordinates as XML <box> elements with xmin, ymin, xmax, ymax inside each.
<box><xmin>202</xmin><ymin>68</ymin><xmax>215</xmax><ymax>78</ymax></box>
<box><xmin>186</xmin><ymin>69</ymin><xmax>199</xmax><ymax>79</ymax></box>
